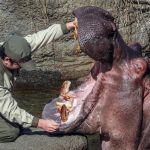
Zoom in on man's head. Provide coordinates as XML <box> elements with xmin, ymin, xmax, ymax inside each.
<box><xmin>73</xmin><ymin>6</ymin><xmax>117</xmax><ymax>63</ymax></box>
<box><xmin>0</xmin><ymin>35</ymin><xmax>36</xmax><ymax>71</ymax></box>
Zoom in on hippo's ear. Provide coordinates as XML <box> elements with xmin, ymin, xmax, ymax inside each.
<box><xmin>131</xmin><ymin>58</ymin><xmax>148</xmax><ymax>78</ymax></box>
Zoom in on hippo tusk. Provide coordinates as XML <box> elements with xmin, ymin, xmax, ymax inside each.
<box><xmin>56</xmin><ymin>102</ymin><xmax>72</xmax><ymax>122</ymax></box>
<box><xmin>56</xmin><ymin>102</ymin><xmax>72</xmax><ymax>111</ymax></box>
<box><xmin>60</xmin><ymin>81</ymin><xmax>74</xmax><ymax>100</ymax></box>
<box><xmin>60</xmin><ymin>104</ymin><xmax>69</xmax><ymax>122</ymax></box>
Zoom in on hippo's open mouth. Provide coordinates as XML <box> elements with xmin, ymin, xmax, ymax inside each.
<box><xmin>42</xmin><ymin>79</ymin><xmax>96</xmax><ymax>132</ymax></box>
<box><xmin>42</xmin><ymin>16</ymin><xmax>97</xmax><ymax>132</ymax></box>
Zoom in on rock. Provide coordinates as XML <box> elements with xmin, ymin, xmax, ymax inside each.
<box><xmin>0</xmin><ymin>128</ymin><xmax>87</xmax><ymax>150</ymax></box>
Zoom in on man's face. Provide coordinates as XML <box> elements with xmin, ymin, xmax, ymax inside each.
<box><xmin>2</xmin><ymin>56</ymin><xmax>20</xmax><ymax>70</ymax></box>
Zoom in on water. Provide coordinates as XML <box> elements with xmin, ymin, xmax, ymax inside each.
<box><xmin>14</xmin><ymin>89</ymin><xmax>59</xmax><ymax>118</ymax></box>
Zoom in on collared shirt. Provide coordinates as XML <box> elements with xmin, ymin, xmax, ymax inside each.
<box><xmin>0</xmin><ymin>24</ymin><xmax>68</xmax><ymax>127</ymax></box>
<box><xmin>0</xmin><ymin>58</ymin><xmax>37</xmax><ymax>127</ymax></box>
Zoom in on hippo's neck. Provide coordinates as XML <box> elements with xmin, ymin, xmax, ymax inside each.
<box><xmin>99</xmin><ymin>33</ymin><xmax>132</xmax><ymax>72</ymax></box>
<box><xmin>91</xmin><ymin>33</ymin><xmax>135</xmax><ymax>79</ymax></box>
<box><xmin>113</xmin><ymin>32</ymin><xmax>131</xmax><ymax>64</ymax></box>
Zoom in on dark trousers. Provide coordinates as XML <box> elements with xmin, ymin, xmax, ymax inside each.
<box><xmin>0</xmin><ymin>115</ymin><xmax>20</xmax><ymax>143</ymax></box>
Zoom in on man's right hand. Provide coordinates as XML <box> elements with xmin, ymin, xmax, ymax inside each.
<box><xmin>37</xmin><ymin>119</ymin><xmax>60</xmax><ymax>132</ymax></box>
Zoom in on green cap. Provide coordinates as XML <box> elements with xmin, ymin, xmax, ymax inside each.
<box><xmin>3</xmin><ymin>35</ymin><xmax>36</xmax><ymax>71</ymax></box>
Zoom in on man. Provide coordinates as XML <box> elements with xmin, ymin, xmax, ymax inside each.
<box><xmin>0</xmin><ymin>22</ymin><xmax>75</xmax><ymax>142</ymax></box>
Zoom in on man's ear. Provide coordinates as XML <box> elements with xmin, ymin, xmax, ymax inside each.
<box><xmin>3</xmin><ymin>56</ymin><xmax>9</xmax><ymax>61</ymax></box>
<box><xmin>131</xmin><ymin>58</ymin><xmax>148</xmax><ymax>78</ymax></box>
<box><xmin>2</xmin><ymin>56</ymin><xmax>10</xmax><ymax>66</ymax></box>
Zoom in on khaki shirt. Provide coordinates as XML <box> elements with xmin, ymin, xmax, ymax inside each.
<box><xmin>0</xmin><ymin>24</ymin><xmax>68</xmax><ymax>128</ymax></box>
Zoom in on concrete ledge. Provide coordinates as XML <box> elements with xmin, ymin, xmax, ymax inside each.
<box><xmin>0</xmin><ymin>128</ymin><xmax>87</xmax><ymax>150</ymax></box>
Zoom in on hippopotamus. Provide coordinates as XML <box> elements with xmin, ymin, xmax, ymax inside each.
<box><xmin>42</xmin><ymin>6</ymin><xmax>149</xmax><ymax>150</ymax></box>
<box><xmin>137</xmin><ymin>75</ymin><xmax>150</xmax><ymax>150</ymax></box>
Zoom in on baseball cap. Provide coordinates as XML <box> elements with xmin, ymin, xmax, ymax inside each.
<box><xmin>3</xmin><ymin>35</ymin><xmax>36</xmax><ymax>71</ymax></box>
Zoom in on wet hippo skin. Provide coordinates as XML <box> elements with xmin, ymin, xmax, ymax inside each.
<box><xmin>138</xmin><ymin>76</ymin><xmax>150</xmax><ymax>150</ymax></box>
<box><xmin>42</xmin><ymin>6</ymin><xmax>149</xmax><ymax>150</ymax></box>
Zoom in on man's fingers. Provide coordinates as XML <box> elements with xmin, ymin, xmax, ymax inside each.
<box><xmin>47</xmin><ymin>123</ymin><xmax>60</xmax><ymax>132</ymax></box>
<box><xmin>37</xmin><ymin>119</ymin><xmax>60</xmax><ymax>132</ymax></box>
<box><xmin>47</xmin><ymin>120</ymin><xmax>60</xmax><ymax>130</ymax></box>
<box><xmin>48</xmin><ymin>120</ymin><xmax>60</xmax><ymax>126</ymax></box>
<box><xmin>47</xmin><ymin>127</ymin><xmax>57</xmax><ymax>132</ymax></box>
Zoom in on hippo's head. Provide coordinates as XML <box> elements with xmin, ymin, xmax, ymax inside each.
<box><xmin>73</xmin><ymin>6</ymin><xmax>117</xmax><ymax>64</ymax></box>
<box><xmin>73</xmin><ymin>6</ymin><xmax>145</xmax><ymax>78</ymax></box>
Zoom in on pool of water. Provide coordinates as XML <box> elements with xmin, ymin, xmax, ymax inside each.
<box><xmin>14</xmin><ymin>89</ymin><xmax>59</xmax><ymax>118</ymax></box>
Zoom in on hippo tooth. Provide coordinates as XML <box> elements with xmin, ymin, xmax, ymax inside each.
<box><xmin>56</xmin><ymin>102</ymin><xmax>72</xmax><ymax>112</ymax></box>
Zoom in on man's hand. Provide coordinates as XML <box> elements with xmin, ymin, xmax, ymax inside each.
<box><xmin>66</xmin><ymin>22</ymin><xmax>75</xmax><ymax>30</ymax></box>
<box><xmin>37</xmin><ymin>119</ymin><xmax>60</xmax><ymax>132</ymax></box>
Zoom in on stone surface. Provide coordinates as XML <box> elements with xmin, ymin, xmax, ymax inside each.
<box><xmin>0</xmin><ymin>0</ymin><xmax>149</xmax><ymax>88</ymax></box>
<box><xmin>0</xmin><ymin>128</ymin><xmax>87</xmax><ymax>150</ymax></box>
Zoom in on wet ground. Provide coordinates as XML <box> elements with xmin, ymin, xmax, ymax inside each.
<box><xmin>13</xmin><ymin>89</ymin><xmax>100</xmax><ymax>150</ymax></box>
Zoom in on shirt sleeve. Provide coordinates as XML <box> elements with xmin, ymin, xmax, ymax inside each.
<box><xmin>24</xmin><ymin>24</ymin><xmax>66</xmax><ymax>52</ymax></box>
<box><xmin>0</xmin><ymin>24</ymin><xmax>68</xmax><ymax>52</ymax></box>
<box><xmin>0</xmin><ymin>86</ymin><xmax>39</xmax><ymax>128</ymax></box>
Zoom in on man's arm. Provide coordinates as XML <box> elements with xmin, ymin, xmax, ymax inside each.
<box><xmin>0</xmin><ymin>22</ymin><xmax>74</xmax><ymax>52</ymax></box>
<box><xmin>0</xmin><ymin>24</ymin><xmax>63</xmax><ymax>49</ymax></box>
<box><xmin>24</xmin><ymin>23</ymin><xmax>74</xmax><ymax>52</ymax></box>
